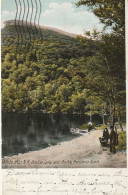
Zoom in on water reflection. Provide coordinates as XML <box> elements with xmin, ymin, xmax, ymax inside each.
<box><xmin>2</xmin><ymin>112</ymin><xmax>102</xmax><ymax>157</ymax></box>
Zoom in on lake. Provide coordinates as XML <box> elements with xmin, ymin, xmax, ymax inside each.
<box><xmin>2</xmin><ymin>112</ymin><xmax>102</xmax><ymax>157</ymax></box>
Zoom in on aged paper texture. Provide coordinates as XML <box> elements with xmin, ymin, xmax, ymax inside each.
<box><xmin>1</xmin><ymin>0</ymin><xmax>128</xmax><ymax>194</ymax></box>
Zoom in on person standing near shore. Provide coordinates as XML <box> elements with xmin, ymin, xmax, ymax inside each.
<box><xmin>88</xmin><ymin>122</ymin><xmax>92</xmax><ymax>132</ymax></box>
<box><xmin>103</xmin><ymin>128</ymin><xmax>109</xmax><ymax>142</ymax></box>
<box><xmin>109</xmin><ymin>126</ymin><xmax>116</xmax><ymax>153</ymax></box>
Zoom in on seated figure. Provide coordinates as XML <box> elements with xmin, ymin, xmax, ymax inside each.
<box><xmin>99</xmin><ymin>128</ymin><xmax>109</xmax><ymax>147</ymax></box>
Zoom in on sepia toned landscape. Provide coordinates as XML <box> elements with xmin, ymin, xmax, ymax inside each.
<box><xmin>1</xmin><ymin>0</ymin><xmax>126</xmax><ymax>168</ymax></box>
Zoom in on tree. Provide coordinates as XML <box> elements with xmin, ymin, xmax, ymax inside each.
<box><xmin>77</xmin><ymin>0</ymin><xmax>125</xmax><ymax>35</ymax></box>
<box><xmin>100</xmin><ymin>34</ymin><xmax>125</xmax><ymax>127</ymax></box>
<box><xmin>84</xmin><ymin>91</ymin><xmax>108</xmax><ymax>125</ymax></box>
<box><xmin>85</xmin><ymin>48</ymin><xmax>125</xmax><ymax>127</ymax></box>
<box><xmin>76</xmin><ymin>0</ymin><xmax>125</xmax><ymax>128</ymax></box>
<box><xmin>71</xmin><ymin>93</ymin><xmax>86</xmax><ymax>114</ymax></box>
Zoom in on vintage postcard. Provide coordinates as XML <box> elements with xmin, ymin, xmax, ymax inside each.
<box><xmin>1</xmin><ymin>0</ymin><xmax>128</xmax><ymax>194</ymax></box>
<box><xmin>1</xmin><ymin>0</ymin><xmax>127</xmax><ymax>169</ymax></box>
<box><xmin>1</xmin><ymin>0</ymin><xmax>127</xmax><ymax>170</ymax></box>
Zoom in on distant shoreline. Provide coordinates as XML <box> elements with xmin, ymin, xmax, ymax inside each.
<box><xmin>2</xmin><ymin>110</ymin><xmax>93</xmax><ymax>115</ymax></box>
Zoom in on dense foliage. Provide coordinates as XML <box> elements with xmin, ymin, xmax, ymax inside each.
<box><xmin>2</xmin><ymin>25</ymin><xmax>98</xmax><ymax>114</ymax></box>
<box><xmin>2</xmin><ymin>0</ymin><xmax>126</xmax><ymax>128</ymax></box>
<box><xmin>76</xmin><ymin>0</ymin><xmax>125</xmax><ymax>127</ymax></box>
<box><xmin>116</xmin><ymin>131</ymin><xmax>126</xmax><ymax>151</ymax></box>
<box><xmin>77</xmin><ymin>0</ymin><xmax>125</xmax><ymax>35</ymax></box>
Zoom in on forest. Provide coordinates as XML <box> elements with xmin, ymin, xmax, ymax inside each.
<box><xmin>1</xmin><ymin>0</ymin><xmax>125</xmax><ymax>127</ymax></box>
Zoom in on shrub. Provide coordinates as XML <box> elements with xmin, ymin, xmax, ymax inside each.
<box><xmin>116</xmin><ymin>131</ymin><xmax>126</xmax><ymax>151</ymax></box>
<box><xmin>79</xmin><ymin>122</ymin><xmax>96</xmax><ymax>130</ymax></box>
<box><xmin>95</xmin><ymin>124</ymin><xmax>108</xmax><ymax>130</ymax></box>
<box><xmin>79</xmin><ymin>123</ymin><xmax>88</xmax><ymax>129</ymax></box>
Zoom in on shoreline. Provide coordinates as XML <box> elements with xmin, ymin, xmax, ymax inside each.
<box><xmin>2</xmin><ymin>129</ymin><xmax>127</xmax><ymax>168</ymax></box>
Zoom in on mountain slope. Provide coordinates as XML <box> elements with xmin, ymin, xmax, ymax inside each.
<box><xmin>1</xmin><ymin>22</ymin><xmax>98</xmax><ymax>113</ymax></box>
<box><xmin>3</xmin><ymin>20</ymin><xmax>78</xmax><ymax>38</ymax></box>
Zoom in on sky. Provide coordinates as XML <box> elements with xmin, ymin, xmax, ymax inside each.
<box><xmin>1</xmin><ymin>0</ymin><xmax>104</xmax><ymax>35</ymax></box>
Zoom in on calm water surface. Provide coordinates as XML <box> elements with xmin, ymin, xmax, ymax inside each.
<box><xmin>2</xmin><ymin>112</ymin><xmax>102</xmax><ymax>157</ymax></box>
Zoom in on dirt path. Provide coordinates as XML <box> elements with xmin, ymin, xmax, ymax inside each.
<box><xmin>2</xmin><ymin>130</ymin><xmax>126</xmax><ymax>168</ymax></box>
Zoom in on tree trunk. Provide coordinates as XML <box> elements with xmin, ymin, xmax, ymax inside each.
<box><xmin>102</xmin><ymin>103</ymin><xmax>105</xmax><ymax>125</ymax></box>
<box><xmin>111</xmin><ymin>80</ymin><xmax>115</xmax><ymax>127</ymax></box>
<box><xmin>118</xmin><ymin>116</ymin><xmax>123</xmax><ymax>131</ymax></box>
<box><xmin>102</xmin><ymin>113</ymin><xmax>105</xmax><ymax>125</ymax></box>
<box><xmin>109</xmin><ymin>100</ymin><xmax>115</xmax><ymax>127</ymax></box>
<box><xmin>111</xmin><ymin>103</ymin><xmax>115</xmax><ymax>127</ymax></box>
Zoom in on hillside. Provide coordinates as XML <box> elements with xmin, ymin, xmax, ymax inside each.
<box><xmin>3</xmin><ymin>20</ymin><xmax>78</xmax><ymax>38</ymax></box>
<box><xmin>1</xmin><ymin>22</ymin><xmax>98</xmax><ymax>113</ymax></box>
